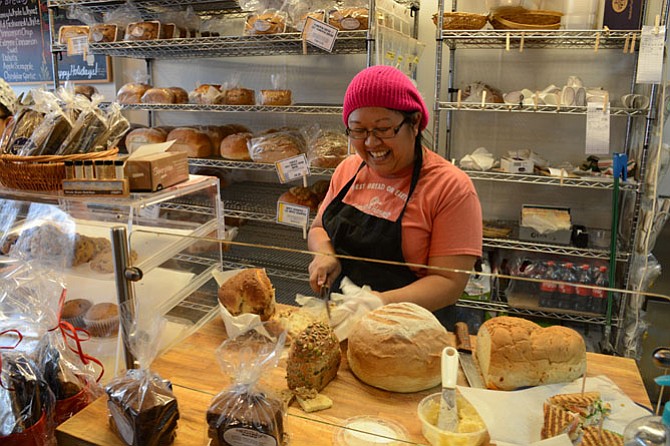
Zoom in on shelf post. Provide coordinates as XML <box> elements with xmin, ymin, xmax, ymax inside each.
<box><xmin>111</xmin><ymin>226</ymin><xmax>138</xmax><ymax>371</ymax></box>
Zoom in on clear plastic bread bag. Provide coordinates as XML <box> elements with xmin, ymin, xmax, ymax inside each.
<box><xmin>56</xmin><ymin>93</ymin><xmax>109</xmax><ymax>155</ymax></box>
<box><xmin>18</xmin><ymin>88</ymin><xmax>76</xmax><ymax>156</ymax></box>
<box><xmin>207</xmin><ymin>323</ymin><xmax>288</xmax><ymax>446</ymax></box>
<box><xmin>287</xmin><ymin>0</ymin><xmax>329</xmax><ymax>31</ymax></box>
<box><xmin>241</xmin><ymin>0</ymin><xmax>289</xmax><ymax>35</ymax></box>
<box><xmin>104</xmin><ymin>300</ymin><xmax>179</xmax><ymax>446</ymax></box>
<box><xmin>303</xmin><ymin>123</ymin><xmax>349</xmax><ymax>169</ymax></box>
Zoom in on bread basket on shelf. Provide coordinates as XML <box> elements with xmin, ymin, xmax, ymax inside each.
<box><xmin>489</xmin><ymin>8</ymin><xmax>562</xmax><ymax>30</ymax></box>
<box><xmin>0</xmin><ymin>148</ymin><xmax>119</xmax><ymax>192</ymax></box>
<box><xmin>432</xmin><ymin>12</ymin><xmax>488</xmax><ymax>30</ymax></box>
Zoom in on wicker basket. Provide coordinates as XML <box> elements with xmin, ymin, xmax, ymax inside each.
<box><xmin>432</xmin><ymin>12</ymin><xmax>488</xmax><ymax>30</ymax></box>
<box><xmin>0</xmin><ymin>148</ymin><xmax>119</xmax><ymax>192</ymax></box>
<box><xmin>489</xmin><ymin>9</ymin><xmax>562</xmax><ymax>30</ymax></box>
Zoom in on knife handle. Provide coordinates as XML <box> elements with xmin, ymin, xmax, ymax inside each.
<box><xmin>455</xmin><ymin>322</ymin><xmax>473</xmax><ymax>353</ymax></box>
<box><xmin>441</xmin><ymin>346</ymin><xmax>459</xmax><ymax>389</ymax></box>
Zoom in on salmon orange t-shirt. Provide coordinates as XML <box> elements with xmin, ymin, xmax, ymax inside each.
<box><xmin>316</xmin><ymin>149</ymin><xmax>482</xmax><ymax>274</ymax></box>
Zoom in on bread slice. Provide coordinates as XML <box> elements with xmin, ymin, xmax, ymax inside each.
<box><xmin>296</xmin><ymin>394</ymin><xmax>333</xmax><ymax>413</ymax></box>
<box><xmin>547</xmin><ymin>392</ymin><xmax>611</xmax><ymax>427</ymax></box>
<box><xmin>580</xmin><ymin>426</ymin><xmax>623</xmax><ymax>446</ymax></box>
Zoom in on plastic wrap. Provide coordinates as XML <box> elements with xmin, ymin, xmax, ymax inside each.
<box><xmin>104</xmin><ymin>301</ymin><xmax>179</xmax><ymax>446</ymax></box>
<box><xmin>206</xmin><ymin>324</ymin><xmax>287</xmax><ymax>446</ymax></box>
<box><xmin>242</xmin><ymin>0</ymin><xmax>289</xmax><ymax>35</ymax></box>
<box><xmin>56</xmin><ymin>94</ymin><xmax>108</xmax><ymax>155</ymax></box>
<box><xmin>328</xmin><ymin>0</ymin><xmax>369</xmax><ymax>31</ymax></box>
<box><xmin>17</xmin><ymin>90</ymin><xmax>73</xmax><ymax>156</ymax></box>
<box><xmin>3</xmin><ymin>107</ymin><xmax>45</xmax><ymax>155</ymax></box>
<box><xmin>303</xmin><ymin>123</ymin><xmax>349</xmax><ymax>168</ymax></box>
<box><xmin>287</xmin><ymin>0</ymin><xmax>329</xmax><ymax>31</ymax></box>
<box><xmin>248</xmin><ymin>130</ymin><xmax>306</xmax><ymax>163</ymax></box>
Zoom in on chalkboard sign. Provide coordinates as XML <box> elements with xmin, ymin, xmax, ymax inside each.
<box><xmin>0</xmin><ymin>0</ymin><xmax>111</xmax><ymax>85</ymax></box>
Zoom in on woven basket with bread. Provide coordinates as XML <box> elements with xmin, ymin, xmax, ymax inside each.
<box><xmin>432</xmin><ymin>12</ymin><xmax>488</xmax><ymax>30</ymax></box>
<box><xmin>489</xmin><ymin>8</ymin><xmax>562</xmax><ymax>30</ymax></box>
<box><xmin>0</xmin><ymin>148</ymin><xmax>119</xmax><ymax>192</ymax></box>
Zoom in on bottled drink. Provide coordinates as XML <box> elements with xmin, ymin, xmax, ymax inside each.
<box><xmin>557</xmin><ymin>262</ymin><xmax>577</xmax><ymax>310</ymax></box>
<box><xmin>623</xmin><ymin>401</ymin><xmax>669</xmax><ymax>446</ymax></box>
<box><xmin>574</xmin><ymin>264</ymin><xmax>593</xmax><ymax>312</ymax></box>
<box><xmin>538</xmin><ymin>261</ymin><xmax>559</xmax><ymax>309</ymax></box>
<box><xmin>591</xmin><ymin>265</ymin><xmax>609</xmax><ymax>314</ymax></box>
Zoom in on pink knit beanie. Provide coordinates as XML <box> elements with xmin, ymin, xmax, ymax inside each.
<box><xmin>343</xmin><ymin>65</ymin><xmax>429</xmax><ymax>131</ymax></box>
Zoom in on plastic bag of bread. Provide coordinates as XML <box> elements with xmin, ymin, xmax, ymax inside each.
<box><xmin>248</xmin><ymin>130</ymin><xmax>305</xmax><ymax>163</ymax></box>
<box><xmin>64</xmin><ymin>5</ymin><xmax>121</xmax><ymax>43</ymax></box>
<box><xmin>328</xmin><ymin>0</ymin><xmax>369</xmax><ymax>30</ymax></box>
<box><xmin>189</xmin><ymin>83</ymin><xmax>222</xmax><ymax>104</ymax></box>
<box><xmin>159</xmin><ymin>6</ymin><xmax>201</xmax><ymax>38</ymax></box>
<box><xmin>16</xmin><ymin>88</ymin><xmax>73</xmax><ymax>156</ymax></box>
<box><xmin>105</xmin><ymin>301</ymin><xmax>180</xmax><ymax>446</ymax></box>
<box><xmin>2</xmin><ymin>106</ymin><xmax>45</xmax><ymax>155</ymax></box>
<box><xmin>288</xmin><ymin>0</ymin><xmax>328</xmax><ymax>31</ymax></box>
<box><xmin>117</xmin><ymin>81</ymin><xmax>151</xmax><ymax>104</ymax></box>
<box><xmin>166</xmin><ymin>127</ymin><xmax>213</xmax><ymax>158</ymax></box>
<box><xmin>304</xmin><ymin>124</ymin><xmax>349</xmax><ymax>168</ymax></box>
<box><xmin>260</xmin><ymin>73</ymin><xmax>292</xmax><ymax>106</ymax></box>
<box><xmin>56</xmin><ymin>94</ymin><xmax>109</xmax><ymax>155</ymax></box>
<box><xmin>216</xmin><ymin>74</ymin><xmax>255</xmax><ymax>105</ymax></box>
<box><xmin>462</xmin><ymin>81</ymin><xmax>505</xmax><ymax>104</ymax></box>
<box><xmin>207</xmin><ymin>324</ymin><xmax>288</xmax><ymax>446</ymax></box>
<box><xmin>241</xmin><ymin>0</ymin><xmax>289</xmax><ymax>35</ymax></box>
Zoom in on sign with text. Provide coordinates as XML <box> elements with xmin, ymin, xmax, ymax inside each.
<box><xmin>275</xmin><ymin>154</ymin><xmax>310</xmax><ymax>183</ymax></box>
<box><xmin>0</xmin><ymin>0</ymin><xmax>111</xmax><ymax>85</ymax></box>
<box><xmin>586</xmin><ymin>102</ymin><xmax>611</xmax><ymax>155</ymax></box>
<box><xmin>301</xmin><ymin>17</ymin><xmax>338</xmax><ymax>52</ymax></box>
<box><xmin>276</xmin><ymin>202</ymin><xmax>310</xmax><ymax>229</ymax></box>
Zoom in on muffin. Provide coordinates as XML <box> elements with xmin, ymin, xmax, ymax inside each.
<box><xmin>61</xmin><ymin>298</ymin><xmax>93</xmax><ymax>329</ymax></box>
<box><xmin>84</xmin><ymin>303</ymin><xmax>119</xmax><ymax>337</ymax></box>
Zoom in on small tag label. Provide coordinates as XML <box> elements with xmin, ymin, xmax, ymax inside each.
<box><xmin>275</xmin><ymin>154</ymin><xmax>310</xmax><ymax>183</ymax></box>
<box><xmin>67</xmin><ymin>36</ymin><xmax>88</xmax><ymax>56</ymax></box>
<box><xmin>302</xmin><ymin>17</ymin><xmax>338</xmax><ymax>52</ymax></box>
<box><xmin>636</xmin><ymin>25</ymin><xmax>665</xmax><ymax>84</ymax></box>
<box><xmin>586</xmin><ymin>102</ymin><xmax>610</xmax><ymax>155</ymax></box>
<box><xmin>277</xmin><ymin>202</ymin><xmax>310</xmax><ymax>228</ymax></box>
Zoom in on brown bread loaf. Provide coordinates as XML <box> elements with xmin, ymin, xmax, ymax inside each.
<box><xmin>217</xmin><ymin>268</ymin><xmax>276</xmax><ymax>321</ymax></box>
<box><xmin>286</xmin><ymin>322</ymin><xmax>341</xmax><ymax>391</ymax></box>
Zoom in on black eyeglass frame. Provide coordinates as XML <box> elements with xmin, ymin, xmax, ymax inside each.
<box><xmin>345</xmin><ymin>117</ymin><xmax>410</xmax><ymax>140</ymax></box>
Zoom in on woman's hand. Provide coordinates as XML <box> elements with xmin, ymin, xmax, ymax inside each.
<box><xmin>308</xmin><ymin>253</ymin><xmax>341</xmax><ymax>292</ymax></box>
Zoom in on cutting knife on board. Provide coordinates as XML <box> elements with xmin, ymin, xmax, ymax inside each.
<box><xmin>437</xmin><ymin>346</ymin><xmax>459</xmax><ymax>431</ymax></box>
<box><xmin>319</xmin><ymin>284</ymin><xmax>331</xmax><ymax>322</ymax></box>
<box><xmin>454</xmin><ymin>322</ymin><xmax>486</xmax><ymax>389</ymax></box>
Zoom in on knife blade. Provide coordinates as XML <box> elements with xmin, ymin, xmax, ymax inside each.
<box><xmin>455</xmin><ymin>322</ymin><xmax>485</xmax><ymax>389</ymax></box>
<box><xmin>319</xmin><ymin>284</ymin><xmax>331</xmax><ymax>322</ymax></box>
<box><xmin>436</xmin><ymin>346</ymin><xmax>459</xmax><ymax>431</ymax></box>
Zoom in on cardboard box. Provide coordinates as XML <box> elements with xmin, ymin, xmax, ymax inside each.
<box><xmin>124</xmin><ymin>151</ymin><xmax>189</xmax><ymax>191</ymax></box>
<box><xmin>519</xmin><ymin>205</ymin><xmax>572</xmax><ymax>245</ymax></box>
<box><xmin>501</xmin><ymin>156</ymin><xmax>534</xmax><ymax>174</ymax></box>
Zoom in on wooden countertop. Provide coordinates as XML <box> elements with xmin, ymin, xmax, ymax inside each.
<box><xmin>57</xmin><ymin>316</ymin><xmax>651</xmax><ymax>446</ymax></box>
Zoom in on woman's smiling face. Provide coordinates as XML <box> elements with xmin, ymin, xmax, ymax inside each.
<box><xmin>347</xmin><ymin>107</ymin><xmax>419</xmax><ymax>177</ymax></box>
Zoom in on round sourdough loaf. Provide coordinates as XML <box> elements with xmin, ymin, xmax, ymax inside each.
<box><xmin>347</xmin><ymin>302</ymin><xmax>451</xmax><ymax>392</ymax></box>
<box><xmin>475</xmin><ymin>316</ymin><xmax>586</xmax><ymax>390</ymax></box>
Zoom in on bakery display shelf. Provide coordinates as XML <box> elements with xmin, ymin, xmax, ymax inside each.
<box><xmin>455</xmin><ymin>297</ymin><xmax>616</xmax><ymax>326</ymax></box>
<box><xmin>484</xmin><ymin>234</ymin><xmax>630</xmax><ymax>262</ymax></box>
<box><xmin>52</xmin><ymin>31</ymin><xmax>368</xmax><ymax>59</ymax></box>
<box><xmin>440</xmin><ymin>29</ymin><xmax>640</xmax><ymax>49</ymax></box>
<box><xmin>119</xmin><ymin>103</ymin><xmax>344</xmax><ymax>114</ymax></box>
<box><xmin>48</xmin><ymin>0</ymin><xmax>241</xmax><ymax>15</ymax></box>
<box><xmin>437</xmin><ymin>101</ymin><xmax>647</xmax><ymax>117</ymax></box>
<box><xmin>148</xmin><ymin>260</ymin><xmax>220</xmax><ymax>315</ymax></box>
<box><xmin>221</xmin><ymin>181</ymin><xmax>318</xmax><ymax>223</ymax></box>
<box><xmin>503</xmin><ymin>291</ymin><xmax>619</xmax><ymax>326</ymax></box>
<box><xmin>190</xmin><ymin>157</ymin><xmax>335</xmax><ymax>176</ymax></box>
<box><xmin>464</xmin><ymin>169</ymin><xmax>639</xmax><ymax>191</ymax></box>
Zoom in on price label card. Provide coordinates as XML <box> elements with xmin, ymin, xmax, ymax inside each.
<box><xmin>301</xmin><ymin>17</ymin><xmax>339</xmax><ymax>52</ymax></box>
<box><xmin>636</xmin><ymin>25</ymin><xmax>666</xmax><ymax>84</ymax></box>
<box><xmin>586</xmin><ymin>102</ymin><xmax>610</xmax><ymax>155</ymax></box>
<box><xmin>275</xmin><ymin>154</ymin><xmax>310</xmax><ymax>183</ymax></box>
<box><xmin>67</xmin><ymin>36</ymin><xmax>88</xmax><ymax>56</ymax></box>
<box><xmin>277</xmin><ymin>202</ymin><xmax>310</xmax><ymax>228</ymax></box>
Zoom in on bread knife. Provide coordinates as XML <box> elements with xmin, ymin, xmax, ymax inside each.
<box><xmin>455</xmin><ymin>322</ymin><xmax>485</xmax><ymax>389</ymax></box>
<box><xmin>319</xmin><ymin>284</ymin><xmax>331</xmax><ymax>322</ymax></box>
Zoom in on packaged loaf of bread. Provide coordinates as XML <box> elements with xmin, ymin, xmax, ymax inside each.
<box><xmin>248</xmin><ymin>130</ymin><xmax>305</xmax><ymax>163</ymax></box>
<box><xmin>2</xmin><ymin>107</ymin><xmax>44</xmax><ymax>155</ymax></box>
<box><xmin>475</xmin><ymin>316</ymin><xmax>586</xmax><ymax>390</ymax></box>
<box><xmin>125</xmin><ymin>21</ymin><xmax>161</xmax><ymax>40</ymax></box>
<box><xmin>305</xmin><ymin>125</ymin><xmax>349</xmax><ymax>168</ymax></box>
<box><xmin>245</xmin><ymin>9</ymin><xmax>288</xmax><ymax>35</ymax></box>
<box><xmin>288</xmin><ymin>0</ymin><xmax>328</xmax><ymax>32</ymax></box>
<box><xmin>167</xmin><ymin>87</ymin><xmax>188</xmax><ymax>104</ymax></box>
<box><xmin>260</xmin><ymin>72</ymin><xmax>292</xmax><ymax>106</ymax></box>
<box><xmin>220</xmin><ymin>132</ymin><xmax>253</xmax><ymax>160</ymax></box>
<box><xmin>328</xmin><ymin>1</ymin><xmax>369</xmax><ymax>31</ymax></box>
<box><xmin>347</xmin><ymin>302</ymin><xmax>452</xmax><ymax>392</ymax></box>
<box><xmin>56</xmin><ymin>95</ymin><xmax>110</xmax><ymax>155</ymax></box>
<box><xmin>58</xmin><ymin>25</ymin><xmax>90</xmax><ymax>44</ymax></box>
<box><xmin>117</xmin><ymin>82</ymin><xmax>151</xmax><ymax>104</ymax></box>
<box><xmin>16</xmin><ymin>89</ymin><xmax>73</xmax><ymax>156</ymax></box>
<box><xmin>462</xmin><ymin>81</ymin><xmax>505</xmax><ymax>104</ymax></box>
<box><xmin>140</xmin><ymin>87</ymin><xmax>176</xmax><ymax>104</ymax></box>
<box><xmin>218</xmin><ymin>87</ymin><xmax>255</xmax><ymax>105</ymax></box>
<box><xmin>159</xmin><ymin>7</ymin><xmax>201</xmax><ymax>38</ymax></box>
<box><xmin>89</xmin><ymin>24</ymin><xmax>120</xmax><ymax>42</ymax></box>
<box><xmin>207</xmin><ymin>325</ymin><xmax>287</xmax><ymax>446</ymax></box>
<box><xmin>105</xmin><ymin>303</ymin><xmax>179</xmax><ymax>446</ymax></box>
<box><xmin>189</xmin><ymin>84</ymin><xmax>221</xmax><ymax>104</ymax></box>
<box><xmin>166</xmin><ymin>127</ymin><xmax>213</xmax><ymax>158</ymax></box>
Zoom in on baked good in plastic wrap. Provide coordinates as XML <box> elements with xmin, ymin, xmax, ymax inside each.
<box><xmin>260</xmin><ymin>73</ymin><xmax>292</xmax><ymax>106</ymax></box>
<box><xmin>286</xmin><ymin>321</ymin><xmax>341</xmax><ymax>391</ymax></box>
<box><xmin>245</xmin><ymin>10</ymin><xmax>288</xmax><ymax>35</ymax></box>
<box><xmin>206</xmin><ymin>324</ymin><xmax>287</xmax><ymax>446</ymax></box>
<box><xmin>307</xmin><ymin>129</ymin><xmax>348</xmax><ymax>168</ymax></box>
<box><xmin>58</xmin><ymin>25</ymin><xmax>89</xmax><ymax>44</ymax></box>
<box><xmin>117</xmin><ymin>83</ymin><xmax>151</xmax><ymax>104</ymax></box>
<box><xmin>105</xmin><ymin>302</ymin><xmax>180</xmax><ymax>446</ymax></box>
<box><xmin>125</xmin><ymin>127</ymin><xmax>168</xmax><ymax>154</ymax></box>
<box><xmin>328</xmin><ymin>3</ymin><xmax>369</xmax><ymax>30</ymax></box>
<box><xmin>220</xmin><ymin>132</ymin><xmax>253</xmax><ymax>160</ymax></box>
<box><xmin>166</xmin><ymin>127</ymin><xmax>213</xmax><ymax>158</ymax></box>
<box><xmin>189</xmin><ymin>84</ymin><xmax>221</xmax><ymax>105</ymax></box>
<box><xmin>125</xmin><ymin>21</ymin><xmax>161</xmax><ymax>40</ymax></box>
<box><xmin>462</xmin><ymin>81</ymin><xmax>505</xmax><ymax>104</ymax></box>
<box><xmin>248</xmin><ymin>130</ymin><xmax>305</xmax><ymax>163</ymax></box>
<box><xmin>89</xmin><ymin>24</ymin><xmax>120</xmax><ymax>42</ymax></box>
<box><xmin>218</xmin><ymin>88</ymin><xmax>255</xmax><ymax>105</ymax></box>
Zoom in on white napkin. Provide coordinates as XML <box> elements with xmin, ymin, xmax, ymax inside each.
<box><xmin>458</xmin><ymin>375</ymin><xmax>650</xmax><ymax>445</ymax></box>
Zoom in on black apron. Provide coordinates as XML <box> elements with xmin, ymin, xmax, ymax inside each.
<box><xmin>322</xmin><ymin>148</ymin><xmax>423</xmax><ymax>292</ymax></box>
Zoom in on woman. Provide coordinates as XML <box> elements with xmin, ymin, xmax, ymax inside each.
<box><xmin>308</xmin><ymin>65</ymin><xmax>482</xmax><ymax>314</ymax></box>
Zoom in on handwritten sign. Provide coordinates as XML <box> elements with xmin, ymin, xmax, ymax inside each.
<box><xmin>0</xmin><ymin>0</ymin><xmax>111</xmax><ymax>85</ymax></box>
<box><xmin>275</xmin><ymin>154</ymin><xmax>310</xmax><ymax>183</ymax></box>
<box><xmin>586</xmin><ymin>102</ymin><xmax>610</xmax><ymax>155</ymax></box>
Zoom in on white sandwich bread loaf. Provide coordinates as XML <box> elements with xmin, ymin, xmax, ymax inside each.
<box><xmin>346</xmin><ymin>302</ymin><xmax>452</xmax><ymax>393</ymax></box>
<box><xmin>475</xmin><ymin>316</ymin><xmax>586</xmax><ymax>390</ymax></box>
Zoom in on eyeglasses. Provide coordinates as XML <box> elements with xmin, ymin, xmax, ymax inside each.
<box><xmin>345</xmin><ymin>118</ymin><xmax>408</xmax><ymax>140</ymax></box>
